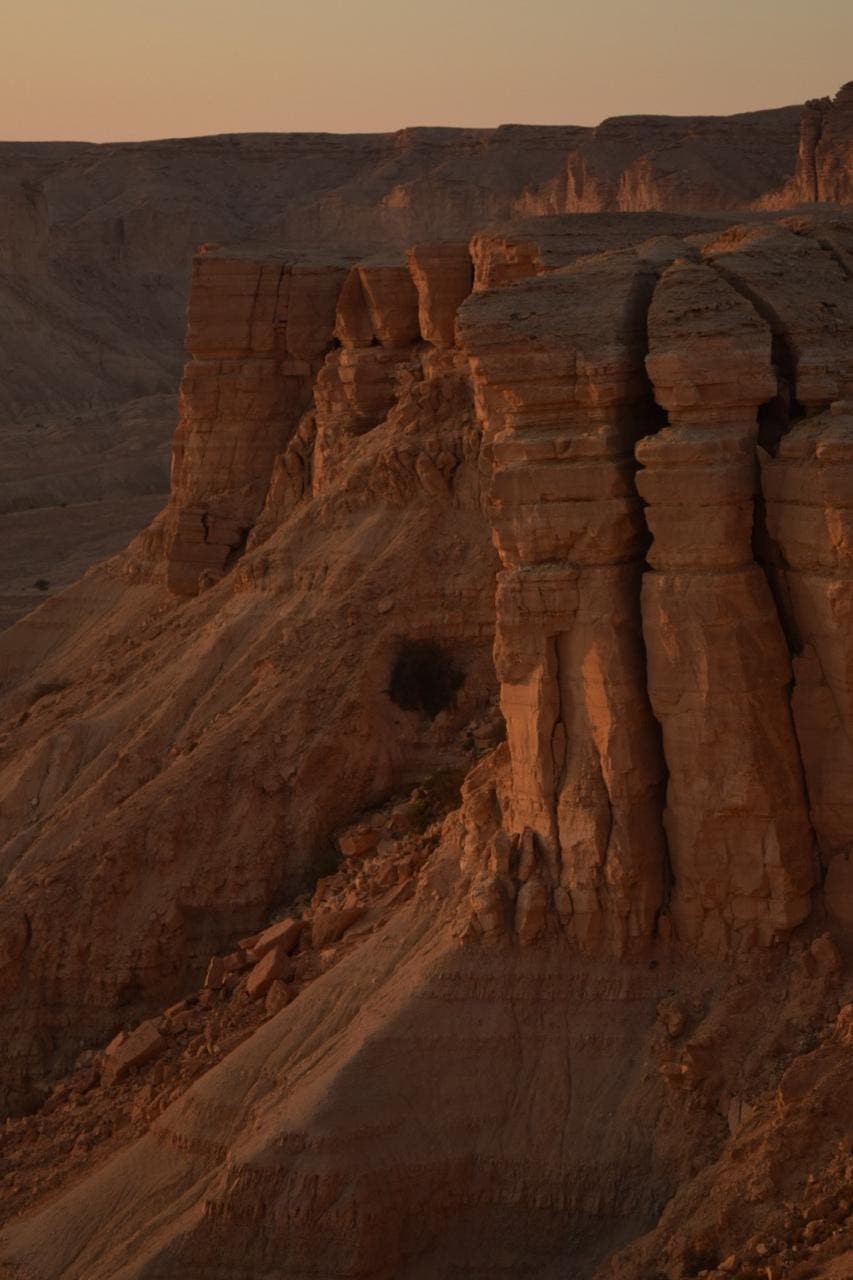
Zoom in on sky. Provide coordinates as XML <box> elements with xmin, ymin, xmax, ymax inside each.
<box><xmin>3</xmin><ymin>0</ymin><xmax>852</xmax><ymax>142</ymax></box>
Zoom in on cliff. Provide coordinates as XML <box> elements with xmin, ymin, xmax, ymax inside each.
<box><xmin>0</xmin><ymin>198</ymin><xmax>851</xmax><ymax>1278</ymax></box>
<box><xmin>2</xmin><ymin>86</ymin><xmax>853</xmax><ymax>630</ymax></box>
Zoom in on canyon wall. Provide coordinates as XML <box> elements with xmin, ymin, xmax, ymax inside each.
<box><xmin>2</xmin><ymin>84</ymin><xmax>852</xmax><ymax>630</ymax></box>
<box><xmin>458</xmin><ymin>214</ymin><xmax>853</xmax><ymax>958</ymax></box>
<box><xmin>0</xmin><ymin>203</ymin><xmax>851</xmax><ymax>1277</ymax></box>
<box><xmin>758</xmin><ymin>81</ymin><xmax>853</xmax><ymax>207</ymax></box>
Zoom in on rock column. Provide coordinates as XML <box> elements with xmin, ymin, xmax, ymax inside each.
<box><xmin>461</xmin><ymin>252</ymin><xmax>667</xmax><ymax>951</ymax></box>
<box><xmin>762</xmin><ymin>405</ymin><xmax>853</xmax><ymax>932</ymax></box>
<box><xmin>639</xmin><ymin>260</ymin><xmax>814</xmax><ymax>950</ymax></box>
<box><xmin>165</xmin><ymin>253</ymin><xmax>345</xmax><ymax>594</ymax></box>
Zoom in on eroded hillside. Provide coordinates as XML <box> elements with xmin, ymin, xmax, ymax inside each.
<box><xmin>0</xmin><ymin>193</ymin><xmax>851</xmax><ymax>1278</ymax></box>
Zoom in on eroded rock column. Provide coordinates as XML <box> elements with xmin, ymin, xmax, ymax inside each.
<box><xmin>639</xmin><ymin>260</ymin><xmax>814</xmax><ymax>951</ymax></box>
<box><xmin>762</xmin><ymin>405</ymin><xmax>853</xmax><ymax>933</ymax></box>
<box><xmin>460</xmin><ymin>251</ymin><xmax>667</xmax><ymax>952</ymax></box>
<box><xmin>165</xmin><ymin>252</ymin><xmax>346</xmax><ymax>594</ymax></box>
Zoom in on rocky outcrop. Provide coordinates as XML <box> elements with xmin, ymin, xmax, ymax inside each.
<box><xmin>759</xmin><ymin>82</ymin><xmax>853</xmax><ymax>208</ymax></box>
<box><xmin>1</xmin><ymin>205</ymin><xmax>853</xmax><ymax>1279</ymax></box>
<box><xmin>406</xmin><ymin>243</ymin><xmax>473</xmax><ymax>346</ymax></box>
<box><xmin>514</xmin><ymin>105</ymin><xmax>808</xmax><ymax>216</ymax></box>
<box><xmin>163</xmin><ymin>252</ymin><xmax>346</xmax><ymax>594</ymax></box>
<box><xmin>762</xmin><ymin>405</ymin><xmax>853</xmax><ymax>928</ymax></box>
<box><xmin>639</xmin><ymin>259</ymin><xmax>815</xmax><ymax>950</ymax></box>
<box><xmin>163</xmin><ymin>243</ymin><xmax>485</xmax><ymax>593</ymax></box>
<box><xmin>460</xmin><ymin>250</ymin><xmax>669</xmax><ymax>953</ymax></box>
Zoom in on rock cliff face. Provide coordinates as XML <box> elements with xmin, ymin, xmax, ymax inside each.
<box><xmin>639</xmin><ymin>259</ymin><xmax>814</xmax><ymax>949</ymax></box>
<box><xmin>2</xmin><ymin>85</ymin><xmax>852</xmax><ymax>631</ymax></box>
<box><xmin>460</xmin><ymin>251</ymin><xmax>668</xmax><ymax>954</ymax></box>
<box><xmin>0</xmin><ymin>157</ymin><xmax>852</xmax><ymax>1278</ymax></box>
<box><xmin>758</xmin><ymin>82</ymin><xmax>853</xmax><ymax>207</ymax></box>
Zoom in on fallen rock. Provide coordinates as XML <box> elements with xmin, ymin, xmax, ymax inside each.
<box><xmin>515</xmin><ymin>878</ymin><xmax>547</xmax><ymax>946</ymax></box>
<box><xmin>203</xmin><ymin>956</ymin><xmax>227</xmax><ymax>990</ymax></box>
<box><xmin>264</xmin><ymin>979</ymin><xmax>291</xmax><ymax>1017</ymax></box>
<box><xmin>809</xmin><ymin>933</ymin><xmax>842</xmax><ymax>976</ymax></box>
<box><xmin>338</xmin><ymin>828</ymin><xmax>379</xmax><ymax>858</ymax></box>
<box><xmin>102</xmin><ymin>1020</ymin><xmax>166</xmax><ymax>1086</ymax></box>
<box><xmin>245</xmin><ymin>945</ymin><xmax>293</xmax><ymax>999</ymax></box>
<box><xmin>249</xmin><ymin>917</ymin><xmax>303</xmax><ymax>960</ymax></box>
<box><xmin>311</xmin><ymin>906</ymin><xmax>367</xmax><ymax>950</ymax></box>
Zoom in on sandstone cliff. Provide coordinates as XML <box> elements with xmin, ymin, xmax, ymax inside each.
<box><xmin>0</xmin><ymin>203</ymin><xmax>851</xmax><ymax>1278</ymax></box>
<box><xmin>758</xmin><ymin>81</ymin><xmax>853</xmax><ymax>207</ymax></box>
<box><xmin>2</xmin><ymin>86</ymin><xmax>853</xmax><ymax>630</ymax></box>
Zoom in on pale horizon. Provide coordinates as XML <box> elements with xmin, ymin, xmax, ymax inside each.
<box><xmin>3</xmin><ymin>0</ymin><xmax>852</xmax><ymax>144</ymax></box>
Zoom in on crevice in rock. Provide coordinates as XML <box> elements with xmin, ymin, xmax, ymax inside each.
<box><xmin>705</xmin><ymin>261</ymin><xmax>823</xmax><ymax>881</ymax></box>
<box><xmin>806</xmin><ymin>99</ymin><xmax>828</xmax><ymax>202</ymax></box>
<box><xmin>272</xmin><ymin>264</ymin><xmax>288</xmax><ymax>346</ymax></box>
<box><xmin>624</xmin><ymin>264</ymin><xmax>676</xmax><ymax>925</ymax></box>
<box><xmin>751</xmin><ymin>487</ymin><xmax>803</xmax><ymax>655</ymax></box>
<box><xmin>705</xmin><ymin>257</ymin><xmax>806</xmax><ymax>449</ymax></box>
<box><xmin>224</xmin><ymin>528</ymin><xmax>251</xmax><ymax>571</ymax></box>
<box><xmin>703</xmin><ymin>257</ymin><xmax>807</xmax><ymax>651</ymax></box>
<box><xmin>749</xmin><ymin>488</ymin><xmax>818</xmax><ymax>881</ymax></box>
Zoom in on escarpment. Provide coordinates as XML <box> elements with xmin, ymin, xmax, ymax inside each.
<box><xmin>758</xmin><ymin>81</ymin><xmax>853</xmax><ymax>208</ymax></box>
<box><xmin>0</xmin><ymin>206</ymin><xmax>852</xmax><ymax>1279</ymax></box>
<box><xmin>0</xmin><ymin>238</ymin><xmax>499</xmax><ymax>1115</ymax></box>
<box><xmin>639</xmin><ymin>259</ymin><xmax>814</xmax><ymax>949</ymax></box>
<box><xmin>3</xmin><ymin>84</ymin><xmax>853</xmax><ymax>631</ymax></box>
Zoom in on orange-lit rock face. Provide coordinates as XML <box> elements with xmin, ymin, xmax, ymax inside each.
<box><xmin>461</xmin><ymin>216</ymin><xmax>853</xmax><ymax>958</ymax></box>
<box><xmin>406</xmin><ymin>243</ymin><xmax>473</xmax><ymax>346</ymax></box>
<box><xmin>1</xmin><ymin>199</ymin><xmax>853</xmax><ymax>1280</ymax></box>
<box><xmin>460</xmin><ymin>251</ymin><xmax>668</xmax><ymax>954</ymax></box>
<box><xmin>165</xmin><ymin>255</ymin><xmax>352</xmax><ymax>594</ymax></box>
<box><xmin>640</xmin><ymin>259</ymin><xmax>814</xmax><ymax>950</ymax></box>
<box><xmin>762</xmin><ymin>405</ymin><xmax>853</xmax><ymax>931</ymax></box>
<box><xmin>759</xmin><ymin>81</ymin><xmax>853</xmax><ymax>208</ymax></box>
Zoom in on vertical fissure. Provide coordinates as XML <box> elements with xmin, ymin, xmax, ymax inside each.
<box><xmin>624</xmin><ymin>264</ymin><xmax>676</xmax><ymax>919</ymax></box>
<box><xmin>806</xmin><ymin>98</ymin><xmax>828</xmax><ymax>203</ymax></box>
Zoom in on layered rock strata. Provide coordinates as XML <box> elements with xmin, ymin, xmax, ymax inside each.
<box><xmin>639</xmin><ymin>259</ymin><xmax>815</xmax><ymax>950</ymax></box>
<box><xmin>759</xmin><ymin>81</ymin><xmax>853</xmax><ymax>207</ymax></box>
<box><xmin>0</xmin><ymin>209</ymin><xmax>852</xmax><ymax>1279</ymax></box>
<box><xmin>460</xmin><ymin>251</ymin><xmax>669</xmax><ymax>953</ymax></box>
<box><xmin>164</xmin><ymin>253</ymin><xmax>348</xmax><ymax>594</ymax></box>
<box><xmin>762</xmin><ymin>406</ymin><xmax>853</xmax><ymax>930</ymax></box>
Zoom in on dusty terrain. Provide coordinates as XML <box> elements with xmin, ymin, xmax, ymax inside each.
<box><xmin>0</xmin><ymin>82</ymin><xmax>852</xmax><ymax>1280</ymax></box>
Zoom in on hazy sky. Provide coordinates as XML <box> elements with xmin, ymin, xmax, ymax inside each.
<box><xmin>3</xmin><ymin>0</ymin><xmax>851</xmax><ymax>141</ymax></box>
